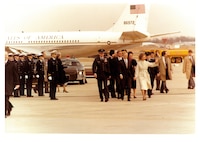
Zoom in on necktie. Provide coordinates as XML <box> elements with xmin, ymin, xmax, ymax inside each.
<box><xmin>125</xmin><ymin>59</ymin><xmax>128</xmax><ymax>68</ymax></box>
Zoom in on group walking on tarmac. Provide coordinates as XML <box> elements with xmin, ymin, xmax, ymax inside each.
<box><xmin>92</xmin><ymin>48</ymin><xmax>195</xmax><ymax>102</ymax></box>
<box><xmin>5</xmin><ymin>48</ymin><xmax>195</xmax><ymax>117</ymax></box>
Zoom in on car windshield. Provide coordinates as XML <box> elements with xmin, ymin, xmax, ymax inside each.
<box><xmin>62</xmin><ymin>59</ymin><xmax>81</xmax><ymax>66</ymax></box>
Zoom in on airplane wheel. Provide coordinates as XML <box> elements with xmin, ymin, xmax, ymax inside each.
<box><xmin>107</xmin><ymin>41</ymin><xmax>111</xmax><ymax>45</ymax></box>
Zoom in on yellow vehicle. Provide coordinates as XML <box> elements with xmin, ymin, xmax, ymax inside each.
<box><xmin>167</xmin><ymin>49</ymin><xmax>189</xmax><ymax>63</ymax></box>
<box><xmin>141</xmin><ymin>49</ymin><xmax>189</xmax><ymax>63</ymax></box>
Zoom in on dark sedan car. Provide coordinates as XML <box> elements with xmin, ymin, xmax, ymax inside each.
<box><xmin>61</xmin><ymin>58</ymin><xmax>87</xmax><ymax>84</ymax></box>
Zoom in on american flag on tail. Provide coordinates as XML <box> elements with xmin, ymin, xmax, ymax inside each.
<box><xmin>130</xmin><ymin>4</ymin><xmax>145</xmax><ymax>14</ymax></box>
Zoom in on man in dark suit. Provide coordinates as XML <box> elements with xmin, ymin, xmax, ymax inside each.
<box><xmin>36</xmin><ymin>53</ymin><xmax>45</xmax><ymax>96</ymax></box>
<box><xmin>108</xmin><ymin>50</ymin><xmax>117</xmax><ymax>98</ymax></box>
<box><xmin>5</xmin><ymin>52</ymin><xmax>20</xmax><ymax>117</ymax></box>
<box><xmin>92</xmin><ymin>49</ymin><xmax>110</xmax><ymax>102</ymax></box>
<box><xmin>146</xmin><ymin>52</ymin><xmax>158</xmax><ymax>98</ymax></box>
<box><xmin>118</xmin><ymin>50</ymin><xmax>132</xmax><ymax>101</ymax></box>
<box><xmin>48</xmin><ymin>50</ymin><xmax>59</xmax><ymax>100</ymax></box>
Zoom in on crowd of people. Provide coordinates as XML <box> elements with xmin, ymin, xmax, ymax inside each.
<box><xmin>5</xmin><ymin>48</ymin><xmax>195</xmax><ymax>117</ymax></box>
<box><xmin>92</xmin><ymin>49</ymin><xmax>195</xmax><ymax>102</ymax></box>
<box><xmin>5</xmin><ymin>50</ymin><xmax>68</xmax><ymax>117</ymax></box>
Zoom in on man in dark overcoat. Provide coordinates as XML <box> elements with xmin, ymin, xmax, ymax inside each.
<box><xmin>5</xmin><ymin>52</ymin><xmax>20</xmax><ymax>117</ymax></box>
<box><xmin>36</xmin><ymin>53</ymin><xmax>45</xmax><ymax>96</ymax></box>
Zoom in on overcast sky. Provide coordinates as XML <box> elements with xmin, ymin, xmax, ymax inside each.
<box><xmin>3</xmin><ymin>0</ymin><xmax>196</xmax><ymax>37</ymax></box>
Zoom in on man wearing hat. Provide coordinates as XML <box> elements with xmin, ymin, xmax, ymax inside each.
<box><xmin>8</xmin><ymin>53</ymin><xmax>14</xmax><ymax>62</ymax></box>
<box><xmin>48</xmin><ymin>50</ymin><xmax>59</xmax><ymax>100</ymax></box>
<box><xmin>19</xmin><ymin>53</ymin><xmax>26</xmax><ymax>96</ymax></box>
<box><xmin>92</xmin><ymin>49</ymin><xmax>110</xmax><ymax>102</ymax></box>
<box><xmin>36</xmin><ymin>53</ymin><xmax>45</xmax><ymax>96</ymax></box>
<box><xmin>5</xmin><ymin>51</ymin><xmax>20</xmax><ymax>117</ymax></box>
<box><xmin>13</xmin><ymin>53</ymin><xmax>20</xmax><ymax>97</ymax></box>
<box><xmin>25</xmin><ymin>53</ymin><xmax>35</xmax><ymax>97</ymax></box>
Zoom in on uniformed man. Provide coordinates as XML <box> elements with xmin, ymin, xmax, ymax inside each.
<box><xmin>5</xmin><ymin>51</ymin><xmax>20</xmax><ymax>117</ymax></box>
<box><xmin>25</xmin><ymin>53</ymin><xmax>35</xmax><ymax>97</ymax></box>
<box><xmin>19</xmin><ymin>53</ymin><xmax>26</xmax><ymax>96</ymax></box>
<box><xmin>13</xmin><ymin>53</ymin><xmax>20</xmax><ymax>97</ymax></box>
<box><xmin>92</xmin><ymin>49</ymin><xmax>110</xmax><ymax>102</ymax></box>
<box><xmin>48</xmin><ymin>50</ymin><xmax>59</xmax><ymax>100</ymax></box>
<box><xmin>36</xmin><ymin>53</ymin><xmax>45</xmax><ymax>96</ymax></box>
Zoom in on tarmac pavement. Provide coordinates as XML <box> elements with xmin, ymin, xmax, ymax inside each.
<box><xmin>5</xmin><ymin>63</ymin><xmax>195</xmax><ymax>135</ymax></box>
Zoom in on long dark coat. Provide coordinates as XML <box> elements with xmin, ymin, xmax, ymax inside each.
<box><xmin>57</xmin><ymin>58</ymin><xmax>68</xmax><ymax>85</ymax></box>
<box><xmin>5</xmin><ymin>60</ymin><xmax>20</xmax><ymax>96</ymax></box>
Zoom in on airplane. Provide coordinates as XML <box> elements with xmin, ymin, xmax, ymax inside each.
<box><xmin>4</xmin><ymin>3</ymin><xmax>170</xmax><ymax>58</ymax></box>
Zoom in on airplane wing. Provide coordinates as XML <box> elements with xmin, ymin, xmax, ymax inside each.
<box><xmin>5</xmin><ymin>46</ymin><xmax>44</xmax><ymax>55</ymax></box>
<box><xmin>149</xmin><ymin>31</ymin><xmax>180</xmax><ymax>38</ymax></box>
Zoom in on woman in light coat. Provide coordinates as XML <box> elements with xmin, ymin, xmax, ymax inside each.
<box><xmin>134</xmin><ymin>53</ymin><xmax>158</xmax><ymax>100</ymax></box>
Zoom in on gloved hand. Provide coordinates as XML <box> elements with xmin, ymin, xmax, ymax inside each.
<box><xmin>36</xmin><ymin>75</ymin><xmax>39</xmax><ymax>78</ymax></box>
<box><xmin>25</xmin><ymin>75</ymin><xmax>28</xmax><ymax>79</ymax></box>
<box><xmin>48</xmin><ymin>76</ymin><xmax>52</xmax><ymax>80</ymax></box>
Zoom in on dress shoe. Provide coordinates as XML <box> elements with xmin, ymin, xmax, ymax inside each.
<box><xmin>6</xmin><ymin>112</ymin><xmax>10</xmax><ymax>116</ymax></box>
<box><xmin>156</xmin><ymin>88</ymin><xmax>160</xmax><ymax>90</ymax></box>
<box><xmin>63</xmin><ymin>90</ymin><xmax>69</xmax><ymax>93</ymax></box>
<box><xmin>14</xmin><ymin>96</ymin><xmax>20</xmax><ymax>97</ymax></box>
<box><xmin>51</xmin><ymin>98</ymin><xmax>58</xmax><ymax>100</ymax></box>
<box><xmin>134</xmin><ymin>96</ymin><xmax>137</xmax><ymax>98</ymax></box>
<box><xmin>188</xmin><ymin>87</ymin><xmax>194</xmax><ymax>89</ymax></box>
<box><xmin>160</xmin><ymin>91</ymin><xmax>164</xmax><ymax>93</ymax></box>
<box><xmin>27</xmin><ymin>95</ymin><xmax>34</xmax><ymax>97</ymax></box>
<box><xmin>128</xmin><ymin>99</ymin><xmax>131</xmax><ymax>101</ymax></box>
<box><xmin>165</xmin><ymin>89</ymin><xmax>169</xmax><ymax>93</ymax></box>
<box><xmin>105</xmin><ymin>98</ymin><xmax>109</xmax><ymax>102</ymax></box>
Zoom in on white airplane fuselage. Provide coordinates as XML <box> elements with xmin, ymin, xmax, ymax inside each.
<box><xmin>5</xmin><ymin>31</ymin><xmax>135</xmax><ymax>57</ymax></box>
<box><xmin>5</xmin><ymin>4</ymin><xmax>150</xmax><ymax>57</ymax></box>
